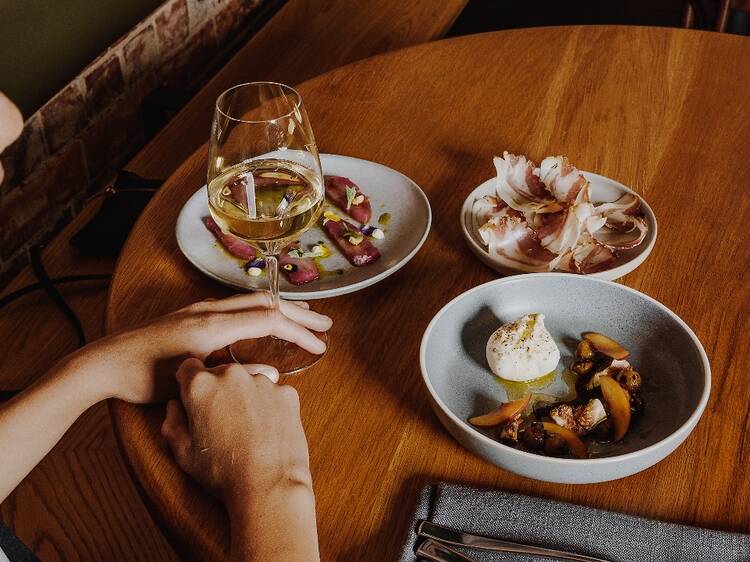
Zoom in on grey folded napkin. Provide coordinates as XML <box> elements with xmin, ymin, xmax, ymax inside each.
<box><xmin>399</xmin><ymin>483</ymin><xmax>750</xmax><ymax>562</ymax></box>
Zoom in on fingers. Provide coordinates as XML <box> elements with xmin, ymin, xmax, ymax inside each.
<box><xmin>206</xmin><ymin>293</ymin><xmax>331</xmax><ymax>332</ymax></box>
<box><xmin>194</xmin><ymin>293</ymin><xmax>311</xmax><ymax>313</ymax></box>
<box><xmin>248</xmin><ymin>310</ymin><xmax>327</xmax><ymax>354</ymax></box>
<box><xmin>161</xmin><ymin>399</ymin><xmax>192</xmax><ymax>468</ymax></box>
<box><xmin>212</xmin><ymin>309</ymin><xmax>327</xmax><ymax>354</ymax></box>
<box><xmin>175</xmin><ymin>357</ymin><xmax>206</xmax><ymax>388</ymax></box>
<box><xmin>277</xmin><ymin>301</ymin><xmax>332</xmax><ymax>332</ymax></box>
<box><xmin>240</xmin><ymin>363</ymin><xmax>280</xmax><ymax>383</ymax></box>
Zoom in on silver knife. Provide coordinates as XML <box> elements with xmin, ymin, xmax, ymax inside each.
<box><xmin>416</xmin><ymin>538</ymin><xmax>478</xmax><ymax>562</ymax></box>
<box><xmin>418</xmin><ymin>520</ymin><xmax>613</xmax><ymax>562</ymax></box>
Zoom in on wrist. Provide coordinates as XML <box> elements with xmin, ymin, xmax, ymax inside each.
<box><xmin>226</xmin><ymin>477</ymin><xmax>319</xmax><ymax>562</ymax></box>
<box><xmin>53</xmin><ymin>336</ymin><xmax>129</xmax><ymax>403</ymax></box>
<box><xmin>226</xmin><ymin>466</ymin><xmax>314</xmax><ymax>516</ymax></box>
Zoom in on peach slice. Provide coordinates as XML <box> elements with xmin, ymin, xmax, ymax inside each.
<box><xmin>582</xmin><ymin>332</ymin><xmax>630</xmax><ymax>360</ymax></box>
<box><xmin>468</xmin><ymin>394</ymin><xmax>530</xmax><ymax>428</ymax></box>
<box><xmin>542</xmin><ymin>422</ymin><xmax>588</xmax><ymax>459</ymax></box>
<box><xmin>600</xmin><ymin>376</ymin><xmax>632</xmax><ymax>441</ymax></box>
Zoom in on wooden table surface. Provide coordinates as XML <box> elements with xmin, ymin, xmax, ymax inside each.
<box><xmin>106</xmin><ymin>26</ymin><xmax>750</xmax><ymax>562</ymax></box>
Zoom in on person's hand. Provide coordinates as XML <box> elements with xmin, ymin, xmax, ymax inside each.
<box><xmin>162</xmin><ymin>358</ymin><xmax>321</xmax><ymax>562</ymax></box>
<box><xmin>161</xmin><ymin>358</ymin><xmax>311</xmax><ymax>503</ymax></box>
<box><xmin>59</xmin><ymin>293</ymin><xmax>332</xmax><ymax>404</ymax></box>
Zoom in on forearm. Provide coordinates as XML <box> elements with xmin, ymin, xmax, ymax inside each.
<box><xmin>228</xmin><ymin>479</ymin><xmax>320</xmax><ymax>562</ymax></box>
<box><xmin>0</xmin><ymin>356</ymin><xmax>107</xmax><ymax>502</ymax></box>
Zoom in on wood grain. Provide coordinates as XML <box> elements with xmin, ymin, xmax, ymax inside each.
<box><xmin>107</xmin><ymin>25</ymin><xmax>750</xmax><ymax>562</ymax></box>
<box><xmin>1</xmin><ymin>1</ymin><xmax>467</xmax><ymax>559</ymax></box>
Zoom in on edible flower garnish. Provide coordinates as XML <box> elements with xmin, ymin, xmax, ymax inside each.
<box><xmin>344</xmin><ymin>186</ymin><xmax>366</xmax><ymax>209</ymax></box>
<box><xmin>359</xmin><ymin>225</ymin><xmax>385</xmax><ymax>239</ymax></box>
<box><xmin>246</xmin><ymin>258</ymin><xmax>266</xmax><ymax>277</ymax></box>
<box><xmin>323</xmin><ymin>210</ymin><xmax>341</xmax><ymax>224</ymax></box>
<box><xmin>344</xmin><ymin>230</ymin><xmax>364</xmax><ymax>245</ymax></box>
<box><xmin>287</xmin><ymin>244</ymin><xmax>329</xmax><ymax>259</ymax></box>
<box><xmin>345</xmin><ymin>186</ymin><xmax>356</xmax><ymax>209</ymax></box>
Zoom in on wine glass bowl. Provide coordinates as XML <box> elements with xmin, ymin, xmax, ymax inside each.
<box><xmin>207</xmin><ymin>82</ymin><xmax>328</xmax><ymax>375</ymax></box>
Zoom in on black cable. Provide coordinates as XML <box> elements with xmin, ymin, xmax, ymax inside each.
<box><xmin>0</xmin><ymin>271</ymin><xmax>111</xmax><ymax>402</ymax></box>
<box><xmin>29</xmin><ymin>245</ymin><xmax>87</xmax><ymax>347</ymax></box>
<box><xmin>0</xmin><ymin>274</ymin><xmax>110</xmax><ymax>309</ymax></box>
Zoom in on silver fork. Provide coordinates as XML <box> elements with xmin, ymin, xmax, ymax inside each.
<box><xmin>416</xmin><ymin>538</ymin><xmax>478</xmax><ymax>562</ymax></box>
<box><xmin>417</xmin><ymin>520</ymin><xmax>613</xmax><ymax>562</ymax></box>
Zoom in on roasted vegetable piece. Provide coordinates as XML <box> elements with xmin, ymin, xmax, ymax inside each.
<box><xmin>521</xmin><ymin>421</ymin><xmax>546</xmax><ymax>451</ymax></box>
<box><xmin>532</xmin><ymin>400</ymin><xmax>555</xmax><ymax>420</ymax></box>
<box><xmin>549</xmin><ymin>404</ymin><xmax>577</xmax><ymax>431</ymax></box>
<box><xmin>582</xmin><ymin>332</ymin><xmax>630</xmax><ymax>360</ymax></box>
<box><xmin>615</xmin><ymin>368</ymin><xmax>642</xmax><ymax>392</ymax></box>
<box><xmin>600</xmin><ymin>376</ymin><xmax>632</xmax><ymax>441</ymax></box>
<box><xmin>499</xmin><ymin>417</ymin><xmax>522</xmax><ymax>445</ymax></box>
<box><xmin>573</xmin><ymin>361</ymin><xmax>594</xmax><ymax>375</ymax></box>
<box><xmin>585</xmin><ymin>359</ymin><xmax>631</xmax><ymax>390</ymax></box>
<box><xmin>550</xmin><ymin>399</ymin><xmax>607</xmax><ymax>436</ymax></box>
<box><xmin>542</xmin><ymin>422</ymin><xmax>588</xmax><ymax>458</ymax></box>
<box><xmin>576</xmin><ymin>339</ymin><xmax>596</xmax><ymax>360</ymax></box>
<box><xmin>468</xmin><ymin>394</ymin><xmax>530</xmax><ymax>428</ymax></box>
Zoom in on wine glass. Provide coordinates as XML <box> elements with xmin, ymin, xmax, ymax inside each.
<box><xmin>207</xmin><ymin>82</ymin><xmax>327</xmax><ymax>375</ymax></box>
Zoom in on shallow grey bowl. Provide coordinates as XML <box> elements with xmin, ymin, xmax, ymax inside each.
<box><xmin>420</xmin><ymin>273</ymin><xmax>710</xmax><ymax>484</ymax></box>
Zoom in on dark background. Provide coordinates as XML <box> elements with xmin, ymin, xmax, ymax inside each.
<box><xmin>449</xmin><ymin>0</ymin><xmax>748</xmax><ymax>36</ymax></box>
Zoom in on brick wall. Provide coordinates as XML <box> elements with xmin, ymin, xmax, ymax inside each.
<box><xmin>0</xmin><ymin>0</ymin><xmax>268</xmax><ymax>287</ymax></box>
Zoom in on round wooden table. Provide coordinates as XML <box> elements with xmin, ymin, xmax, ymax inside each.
<box><xmin>107</xmin><ymin>26</ymin><xmax>750</xmax><ymax>562</ymax></box>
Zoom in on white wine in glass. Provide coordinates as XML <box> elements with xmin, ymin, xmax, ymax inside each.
<box><xmin>207</xmin><ymin>82</ymin><xmax>327</xmax><ymax>375</ymax></box>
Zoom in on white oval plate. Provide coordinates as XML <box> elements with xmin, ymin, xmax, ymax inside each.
<box><xmin>460</xmin><ymin>171</ymin><xmax>658</xmax><ymax>281</ymax></box>
<box><xmin>176</xmin><ymin>154</ymin><xmax>431</xmax><ymax>299</ymax></box>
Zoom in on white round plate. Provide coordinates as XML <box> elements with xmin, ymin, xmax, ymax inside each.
<box><xmin>176</xmin><ymin>153</ymin><xmax>431</xmax><ymax>299</ymax></box>
<box><xmin>460</xmin><ymin>172</ymin><xmax>657</xmax><ymax>281</ymax></box>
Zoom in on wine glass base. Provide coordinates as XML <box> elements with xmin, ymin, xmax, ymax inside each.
<box><xmin>228</xmin><ymin>332</ymin><xmax>328</xmax><ymax>376</ymax></box>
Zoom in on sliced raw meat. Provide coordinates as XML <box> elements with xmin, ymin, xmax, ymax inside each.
<box><xmin>324</xmin><ymin>175</ymin><xmax>372</xmax><ymax>224</ymax></box>
<box><xmin>202</xmin><ymin>216</ymin><xmax>256</xmax><ymax>260</ymax></box>
<box><xmin>279</xmin><ymin>244</ymin><xmax>320</xmax><ymax>285</ymax></box>
<box><xmin>323</xmin><ymin>217</ymin><xmax>380</xmax><ymax>266</ymax></box>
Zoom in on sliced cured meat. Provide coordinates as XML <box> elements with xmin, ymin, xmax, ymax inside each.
<box><xmin>202</xmin><ymin>216</ymin><xmax>257</xmax><ymax>260</ymax></box>
<box><xmin>593</xmin><ymin>218</ymin><xmax>648</xmax><ymax>250</ymax></box>
<box><xmin>323</xmin><ymin>216</ymin><xmax>380</xmax><ymax>266</ymax></box>
<box><xmin>594</xmin><ymin>194</ymin><xmax>648</xmax><ymax>250</ymax></box>
<box><xmin>478</xmin><ymin>206</ymin><xmax>558</xmax><ymax>271</ymax></box>
<box><xmin>324</xmin><ymin>175</ymin><xmax>372</xmax><ymax>224</ymax></box>
<box><xmin>494</xmin><ymin>152</ymin><xmax>560</xmax><ymax>213</ymax></box>
<box><xmin>539</xmin><ymin>156</ymin><xmax>589</xmax><ymax>203</ymax></box>
<box><xmin>471</xmin><ymin>195</ymin><xmax>504</xmax><ymax>234</ymax></box>
<box><xmin>279</xmin><ymin>244</ymin><xmax>320</xmax><ymax>285</ymax></box>
<box><xmin>532</xmin><ymin>202</ymin><xmax>606</xmax><ymax>256</ymax></box>
<box><xmin>557</xmin><ymin>237</ymin><xmax>617</xmax><ymax>274</ymax></box>
<box><xmin>594</xmin><ymin>193</ymin><xmax>641</xmax><ymax>221</ymax></box>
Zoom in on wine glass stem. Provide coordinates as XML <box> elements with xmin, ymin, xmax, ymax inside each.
<box><xmin>265</xmin><ymin>254</ymin><xmax>281</xmax><ymax>311</ymax></box>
